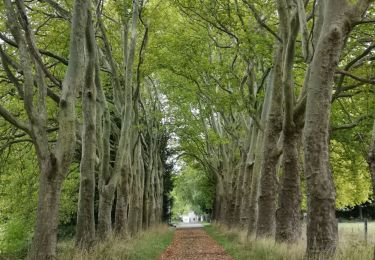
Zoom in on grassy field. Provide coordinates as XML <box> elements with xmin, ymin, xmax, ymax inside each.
<box><xmin>205</xmin><ymin>222</ymin><xmax>374</xmax><ymax>260</ymax></box>
<box><xmin>57</xmin><ymin>225</ymin><xmax>174</xmax><ymax>260</ymax></box>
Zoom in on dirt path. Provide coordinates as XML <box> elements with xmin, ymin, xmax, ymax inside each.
<box><xmin>157</xmin><ymin>228</ymin><xmax>233</xmax><ymax>260</ymax></box>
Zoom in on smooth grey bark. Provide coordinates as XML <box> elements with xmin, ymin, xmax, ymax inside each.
<box><xmin>303</xmin><ymin>0</ymin><xmax>371</xmax><ymax>257</ymax></box>
<box><xmin>76</xmin><ymin>8</ymin><xmax>97</xmax><ymax>249</ymax></box>
<box><xmin>114</xmin><ymin>164</ymin><xmax>130</xmax><ymax>235</ymax></box>
<box><xmin>256</xmin><ymin>42</ymin><xmax>284</xmax><ymax>238</ymax></box>
<box><xmin>143</xmin><ymin>142</ymin><xmax>153</xmax><ymax>228</ymax></box>
<box><xmin>240</xmin><ymin>122</ymin><xmax>257</xmax><ymax>227</ymax></box>
<box><xmin>209</xmin><ymin>112</ymin><xmax>235</xmax><ymax>224</ymax></box>
<box><xmin>275</xmin><ymin>0</ymin><xmax>301</xmax><ymax>243</ymax></box>
<box><xmin>96</xmin><ymin>59</ymin><xmax>112</xmax><ymax>238</ymax></box>
<box><xmin>246</xmin><ymin>68</ymin><xmax>274</xmax><ymax>235</ymax></box>
<box><xmin>31</xmin><ymin>1</ymin><xmax>88</xmax><ymax>255</ymax></box>
<box><xmin>233</xmin><ymin>147</ymin><xmax>248</xmax><ymax>225</ymax></box>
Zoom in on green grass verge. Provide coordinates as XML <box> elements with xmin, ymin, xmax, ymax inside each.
<box><xmin>58</xmin><ymin>225</ymin><xmax>175</xmax><ymax>260</ymax></box>
<box><xmin>204</xmin><ymin>224</ymin><xmax>373</xmax><ymax>260</ymax></box>
<box><xmin>204</xmin><ymin>225</ymin><xmax>304</xmax><ymax>260</ymax></box>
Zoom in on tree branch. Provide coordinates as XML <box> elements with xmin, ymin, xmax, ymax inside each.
<box><xmin>336</xmin><ymin>69</ymin><xmax>375</xmax><ymax>85</ymax></box>
<box><xmin>331</xmin><ymin>115</ymin><xmax>370</xmax><ymax>131</ymax></box>
<box><xmin>0</xmin><ymin>33</ymin><xmax>69</xmax><ymax>66</ymax></box>
<box><xmin>0</xmin><ymin>104</ymin><xmax>30</xmax><ymax>133</ymax></box>
<box><xmin>38</xmin><ymin>0</ymin><xmax>71</xmax><ymax>20</ymax></box>
<box><xmin>242</xmin><ymin>0</ymin><xmax>282</xmax><ymax>42</ymax></box>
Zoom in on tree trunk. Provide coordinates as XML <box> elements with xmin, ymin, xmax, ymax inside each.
<box><xmin>368</xmin><ymin>119</ymin><xmax>375</xmax><ymax>260</ymax></box>
<box><xmin>76</xmin><ymin>8</ymin><xmax>96</xmax><ymax>249</ymax></box>
<box><xmin>233</xmin><ymin>151</ymin><xmax>247</xmax><ymax>225</ymax></box>
<box><xmin>98</xmin><ymin>187</ymin><xmax>115</xmax><ymax>238</ymax></box>
<box><xmin>303</xmin><ymin>0</ymin><xmax>372</xmax><ymax>256</ymax></box>
<box><xmin>304</xmin><ymin>1</ymin><xmax>350</xmax><ymax>256</ymax></box>
<box><xmin>28</xmin><ymin>159</ymin><xmax>62</xmax><ymax>260</ymax></box>
<box><xmin>275</xmin><ymin>2</ymin><xmax>301</xmax><ymax>243</ymax></box>
<box><xmin>224</xmin><ymin>171</ymin><xmax>236</xmax><ymax>227</ymax></box>
<box><xmin>26</xmin><ymin>0</ymin><xmax>89</xmax><ymax>257</ymax></box>
<box><xmin>240</xmin><ymin>123</ymin><xmax>257</xmax><ymax>228</ymax></box>
<box><xmin>214</xmin><ymin>175</ymin><xmax>225</xmax><ymax>221</ymax></box>
<box><xmin>276</xmin><ymin>130</ymin><xmax>301</xmax><ymax>242</ymax></box>
<box><xmin>246</xmin><ymin>69</ymin><xmax>273</xmax><ymax>235</ymax></box>
<box><xmin>114</xmin><ymin>165</ymin><xmax>130</xmax><ymax>235</ymax></box>
<box><xmin>256</xmin><ymin>43</ymin><xmax>283</xmax><ymax>238</ymax></box>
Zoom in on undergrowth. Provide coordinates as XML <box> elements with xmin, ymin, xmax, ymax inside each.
<box><xmin>57</xmin><ymin>225</ymin><xmax>174</xmax><ymax>260</ymax></box>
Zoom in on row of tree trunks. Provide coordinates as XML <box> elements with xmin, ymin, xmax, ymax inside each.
<box><xmin>210</xmin><ymin>1</ymin><xmax>372</xmax><ymax>259</ymax></box>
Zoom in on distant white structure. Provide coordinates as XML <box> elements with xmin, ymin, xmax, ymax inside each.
<box><xmin>181</xmin><ymin>211</ymin><xmax>200</xmax><ymax>223</ymax></box>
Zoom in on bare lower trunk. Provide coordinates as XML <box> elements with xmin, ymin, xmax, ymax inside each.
<box><xmin>240</xmin><ymin>123</ymin><xmax>258</xmax><ymax>228</ymax></box>
<box><xmin>304</xmin><ymin>2</ymin><xmax>348</xmax><ymax>256</ymax></box>
<box><xmin>214</xmin><ymin>176</ymin><xmax>225</xmax><ymax>222</ymax></box>
<box><xmin>98</xmin><ymin>187</ymin><xmax>115</xmax><ymax>238</ymax></box>
<box><xmin>276</xmin><ymin>130</ymin><xmax>301</xmax><ymax>242</ymax></box>
<box><xmin>28</xmin><ymin>160</ymin><xmax>62</xmax><ymax>260</ymax></box>
<box><xmin>114</xmin><ymin>166</ymin><xmax>129</xmax><ymax>235</ymax></box>
<box><xmin>240</xmin><ymin>162</ymin><xmax>254</xmax><ymax>227</ymax></box>
<box><xmin>275</xmin><ymin>4</ymin><xmax>301</xmax><ymax>242</ymax></box>
<box><xmin>114</xmin><ymin>190</ymin><xmax>129</xmax><ymax>234</ymax></box>
<box><xmin>76</xmin><ymin>10</ymin><xmax>96</xmax><ymax>248</ymax></box>
<box><xmin>256</xmin><ymin>112</ymin><xmax>281</xmax><ymax>237</ymax></box>
<box><xmin>224</xmin><ymin>173</ymin><xmax>236</xmax><ymax>227</ymax></box>
<box><xmin>233</xmin><ymin>153</ymin><xmax>246</xmax><ymax>225</ymax></box>
<box><xmin>255</xmin><ymin>43</ymin><xmax>283</xmax><ymax>238</ymax></box>
<box><xmin>304</xmin><ymin>0</ymin><xmax>371</xmax><ymax>256</ymax></box>
<box><xmin>24</xmin><ymin>0</ymin><xmax>88</xmax><ymax>257</ymax></box>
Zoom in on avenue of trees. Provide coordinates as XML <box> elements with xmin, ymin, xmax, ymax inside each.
<box><xmin>0</xmin><ymin>0</ymin><xmax>374</xmax><ymax>259</ymax></box>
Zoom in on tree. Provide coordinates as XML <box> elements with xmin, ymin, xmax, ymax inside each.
<box><xmin>0</xmin><ymin>0</ymin><xmax>89</xmax><ymax>258</ymax></box>
<box><xmin>303</xmin><ymin>0</ymin><xmax>372</xmax><ymax>256</ymax></box>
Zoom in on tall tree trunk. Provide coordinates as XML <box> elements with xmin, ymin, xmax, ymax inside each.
<box><xmin>29</xmin><ymin>160</ymin><xmax>62</xmax><ymax>259</ymax></box>
<box><xmin>275</xmin><ymin>1</ymin><xmax>301</xmax><ymax>243</ymax></box>
<box><xmin>246</xmin><ymin>69</ymin><xmax>273</xmax><ymax>235</ymax></box>
<box><xmin>95</xmin><ymin>55</ymin><xmax>112</xmax><ymax>238</ymax></box>
<box><xmin>98</xmin><ymin>187</ymin><xmax>115</xmax><ymax>237</ymax></box>
<box><xmin>25</xmin><ymin>0</ymin><xmax>88</xmax><ymax>257</ymax></box>
<box><xmin>76</xmin><ymin>8</ymin><xmax>97</xmax><ymax>249</ymax></box>
<box><xmin>240</xmin><ymin>121</ymin><xmax>257</xmax><ymax>228</ymax></box>
<box><xmin>114</xmin><ymin>165</ymin><xmax>130</xmax><ymax>235</ymax></box>
<box><xmin>224</xmin><ymin>170</ymin><xmax>236</xmax><ymax>226</ymax></box>
<box><xmin>256</xmin><ymin>43</ymin><xmax>283</xmax><ymax>238</ymax></box>
<box><xmin>276</xmin><ymin>130</ymin><xmax>301</xmax><ymax>243</ymax></box>
<box><xmin>303</xmin><ymin>0</ymin><xmax>371</xmax><ymax>256</ymax></box>
<box><xmin>214</xmin><ymin>175</ymin><xmax>225</xmax><ymax>221</ymax></box>
<box><xmin>233</xmin><ymin>150</ymin><xmax>247</xmax><ymax>225</ymax></box>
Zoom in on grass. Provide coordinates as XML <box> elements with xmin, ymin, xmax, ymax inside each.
<box><xmin>204</xmin><ymin>223</ymin><xmax>374</xmax><ymax>260</ymax></box>
<box><xmin>57</xmin><ymin>225</ymin><xmax>174</xmax><ymax>260</ymax></box>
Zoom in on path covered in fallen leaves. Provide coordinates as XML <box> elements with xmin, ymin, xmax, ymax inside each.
<box><xmin>157</xmin><ymin>228</ymin><xmax>233</xmax><ymax>260</ymax></box>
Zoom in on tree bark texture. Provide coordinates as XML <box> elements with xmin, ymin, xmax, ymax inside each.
<box><xmin>303</xmin><ymin>0</ymin><xmax>371</xmax><ymax>256</ymax></box>
<box><xmin>76</xmin><ymin>8</ymin><xmax>97</xmax><ymax>249</ymax></box>
<box><xmin>256</xmin><ymin>42</ymin><xmax>284</xmax><ymax>238</ymax></box>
